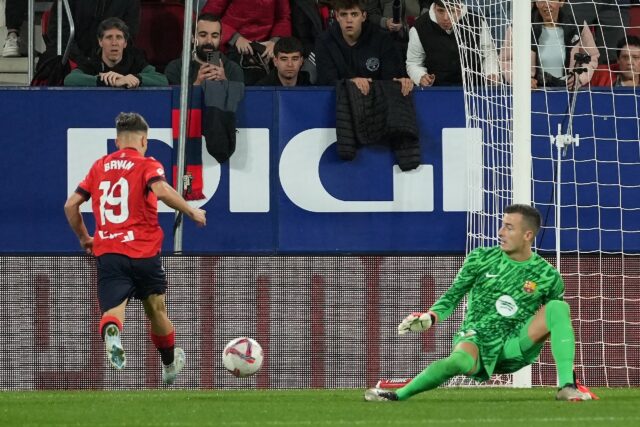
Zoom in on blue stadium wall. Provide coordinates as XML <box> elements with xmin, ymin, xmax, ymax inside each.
<box><xmin>1</xmin><ymin>87</ymin><xmax>639</xmax><ymax>253</ymax></box>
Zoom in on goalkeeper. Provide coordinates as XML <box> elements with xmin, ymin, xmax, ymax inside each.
<box><xmin>365</xmin><ymin>204</ymin><xmax>595</xmax><ymax>402</ymax></box>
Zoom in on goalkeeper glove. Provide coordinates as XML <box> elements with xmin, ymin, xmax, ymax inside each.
<box><xmin>397</xmin><ymin>312</ymin><xmax>434</xmax><ymax>335</ymax></box>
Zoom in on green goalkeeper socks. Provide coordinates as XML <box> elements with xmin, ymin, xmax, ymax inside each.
<box><xmin>545</xmin><ymin>300</ymin><xmax>576</xmax><ymax>387</ymax></box>
<box><xmin>395</xmin><ymin>350</ymin><xmax>475</xmax><ymax>401</ymax></box>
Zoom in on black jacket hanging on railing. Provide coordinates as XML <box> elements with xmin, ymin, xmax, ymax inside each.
<box><xmin>202</xmin><ymin>80</ymin><xmax>246</xmax><ymax>164</ymax></box>
<box><xmin>335</xmin><ymin>79</ymin><xmax>421</xmax><ymax>171</ymax></box>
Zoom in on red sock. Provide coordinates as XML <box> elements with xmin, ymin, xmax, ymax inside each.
<box><xmin>150</xmin><ymin>330</ymin><xmax>175</xmax><ymax>365</ymax></box>
<box><xmin>99</xmin><ymin>315</ymin><xmax>123</xmax><ymax>340</ymax></box>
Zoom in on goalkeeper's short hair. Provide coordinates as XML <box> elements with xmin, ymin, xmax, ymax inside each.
<box><xmin>505</xmin><ymin>204</ymin><xmax>542</xmax><ymax>235</ymax></box>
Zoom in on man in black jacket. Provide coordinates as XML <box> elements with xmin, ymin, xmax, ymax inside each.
<box><xmin>256</xmin><ymin>37</ymin><xmax>311</xmax><ymax>86</ymax></box>
<box><xmin>164</xmin><ymin>14</ymin><xmax>244</xmax><ymax>85</ymax></box>
<box><xmin>406</xmin><ymin>0</ymin><xmax>499</xmax><ymax>87</ymax></box>
<box><xmin>314</xmin><ymin>0</ymin><xmax>413</xmax><ymax>96</ymax></box>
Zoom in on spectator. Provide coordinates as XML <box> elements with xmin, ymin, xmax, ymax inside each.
<box><xmin>2</xmin><ymin>0</ymin><xmax>26</xmax><ymax>57</ymax></box>
<box><xmin>315</xmin><ymin>0</ymin><xmax>413</xmax><ymax>96</ymax></box>
<box><xmin>290</xmin><ymin>0</ymin><xmax>333</xmax><ymax>58</ymax></box>
<box><xmin>566</xmin><ymin>0</ymin><xmax>630</xmax><ymax>65</ymax></box>
<box><xmin>64</xmin><ymin>18</ymin><xmax>167</xmax><ymax>87</ymax></box>
<box><xmin>501</xmin><ymin>0</ymin><xmax>599</xmax><ymax>90</ymax></box>
<box><xmin>256</xmin><ymin>37</ymin><xmax>311</xmax><ymax>85</ymax></box>
<box><xmin>406</xmin><ymin>0</ymin><xmax>500</xmax><ymax>87</ymax></box>
<box><xmin>591</xmin><ymin>35</ymin><xmax>640</xmax><ymax>87</ymax></box>
<box><xmin>290</xmin><ymin>0</ymin><xmax>334</xmax><ymax>83</ymax></box>
<box><xmin>201</xmin><ymin>0</ymin><xmax>292</xmax><ymax>84</ymax></box>
<box><xmin>45</xmin><ymin>0</ymin><xmax>140</xmax><ymax>70</ymax></box>
<box><xmin>165</xmin><ymin>14</ymin><xmax>243</xmax><ymax>85</ymax></box>
<box><xmin>365</xmin><ymin>0</ymin><xmax>429</xmax><ymax>61</ymax></box>
<box><xmin>464</xmin><ymin>0</ymin><xmax>510</xmax><ymax>49</ymax></box>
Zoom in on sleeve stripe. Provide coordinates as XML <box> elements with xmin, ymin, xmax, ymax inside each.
<box><xmin>147</xmin><ymin>176</ymin><xmax>167</xmax><ymax>187</ymax></box>
<box><xmin>75</xmin><ymin>186</ymin><xmax>90</xmax><ymax>200</ymax></box>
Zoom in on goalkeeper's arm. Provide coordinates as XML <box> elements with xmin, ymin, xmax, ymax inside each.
<box><xmin>397</xmin><ymin>311</ymin><xmax>437</xmax><ymax>335</ymax></box>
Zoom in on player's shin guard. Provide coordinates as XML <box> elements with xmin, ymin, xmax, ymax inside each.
<box><xmin>545</xmin><ymin>300</ymin><xmax>575</xmax><ymax>388</ymax></box>
<box><xmin>150</xmin><ymin>330</ymin><xmax>175</xmax><ymax>366</ymax></box>
<box><xmin>99</xmin><ymin>315</ymin><xmax>123</xmax><ymax>340</ymax></box>
<box><xmin>395</xmin><ymin>350</ymin><xmax>475</xmax><ymax>401</ymax></box>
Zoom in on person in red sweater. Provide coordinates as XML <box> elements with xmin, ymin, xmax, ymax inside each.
<box><xmin>201</xmin><ymin>0</ymin><xmax>291</xmax><ymax>84</ymax></box>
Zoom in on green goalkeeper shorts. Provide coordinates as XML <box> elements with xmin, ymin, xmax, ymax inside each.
<box><xmin>493</xmin><ymin>332</ymin><xmax>545</xmax><ymax>375</ymax></box>
<box><xmin>454</xmin><ymin>316</ymin><xmax>545</xmax><ymax>381</ymax></box>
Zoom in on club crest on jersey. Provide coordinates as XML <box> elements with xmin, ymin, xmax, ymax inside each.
<box><xmin>523</xmin><ymin>280</ymin><xmax>537</xmax><ymax>294</ymax></box>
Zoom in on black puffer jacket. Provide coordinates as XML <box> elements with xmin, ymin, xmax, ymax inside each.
<box><xmin>335</xmin><ymin>79</ymin><xmax>420</xmax><ymax>171</ymax></box>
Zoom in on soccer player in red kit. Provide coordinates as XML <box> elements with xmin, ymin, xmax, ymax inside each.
<box><xmin>64</xmin><ymin>112</ymin><xmax>206</xmax><ymax>385</ymax></box>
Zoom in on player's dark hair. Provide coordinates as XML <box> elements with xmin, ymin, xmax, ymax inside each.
<box><xmin>332</xmin><ymin>0</ymin><xmax>366</xmax><ymax>12</ymax></box>
<box><xmin>116</xmin><ymin>112</ymin><xmax>149</xmax><ymax>135</ymax></box>
<box><xmin>505</xmin><ymin>204</ymin><xmax>541</xmax><ymax>235</ymax></box>
<box><xmin>274</xmin><ymin>37</ymin><xmax>304</xmax><ymax>57</ymax></box>
<box><xmin>97</xmin><ymin>17</ymin><xmax>130</xmax><ymax>41</ymax></box>
<box><xmin>617</xmin><ymin>35</ymin><xmax>640</xmax><ymax>57</ymax></box>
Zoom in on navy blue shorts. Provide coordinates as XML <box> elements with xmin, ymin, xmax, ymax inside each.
<box><xmin>96</xmin><ymin>253</ymin><xmax>168</xmax><ymax>313</ymax></box>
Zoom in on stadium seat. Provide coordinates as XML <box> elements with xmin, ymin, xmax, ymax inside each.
<box><xmin>137</xmin><ymin>1</ymin><xmax>186</xmax><ymax>72</ymax></box>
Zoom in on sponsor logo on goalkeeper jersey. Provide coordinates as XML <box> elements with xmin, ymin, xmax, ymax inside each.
<box><xmin>495</xmin><ymin>295</ymin><xmax>518</xmax><ymax>317</ymax></box>
<box><xmin>523</xmin><ymin>281</ymin><xmax>537</xmax><ymax>294</ymax></box>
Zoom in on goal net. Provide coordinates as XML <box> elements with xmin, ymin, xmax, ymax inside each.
<box><xmin>451</xmin><ymin>0</ymin><xmax>640</xmax><ymax>387</ymax></box>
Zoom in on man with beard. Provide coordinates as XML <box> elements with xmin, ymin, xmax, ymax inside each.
<box><xmin>165</xmin><ymin>14</ymin><xmax>244</xmax><ymax>85</ymax></box>
<box><xmin>64</xmin><ymin>18</ymin><xmax>167</xmax><ymax>87</ymax></box>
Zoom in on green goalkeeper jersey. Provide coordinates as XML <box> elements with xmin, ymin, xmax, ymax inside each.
<box><xmin>429</xmin><ymin>246</ymin><xmax>564</xmax><ymax>376</ymax></box>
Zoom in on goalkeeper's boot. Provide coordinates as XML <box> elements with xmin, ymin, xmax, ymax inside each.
<box><xmin>556</xmin><ymin>384</ymin><xmax>592</xmax><ymax>401</ymax></box>
<box><xmin>364</xmin><ymin>388</ymin><xmax>399</xmax><ymax>401</ymax></box>
<box><xmin>104</xmin><ymin>324</ymin><xmax>126</xmax><ymax>370</ymax></box>
<box><xmin>162</xmin><ymin>347</ymin><xmax>186</xmax><ymax>385</ymax></box>
<box><xmin>573</xmin><ymin>371</ymin><xmax>600</xmax><ymax>400</ymax></box>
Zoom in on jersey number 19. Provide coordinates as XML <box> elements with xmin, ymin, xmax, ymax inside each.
<box><xmin>98</xmin><ymin>178</ymin><xmax>130</xmax><ymax>225</ymax></box>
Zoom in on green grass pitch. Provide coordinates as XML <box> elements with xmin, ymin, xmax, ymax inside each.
<box><xmin>1</xmin><ymin>388</ymin><xmax>639</xmax><ymax>426</ymax></box>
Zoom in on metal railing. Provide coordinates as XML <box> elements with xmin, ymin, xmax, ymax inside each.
<box><xmin>27</xmin><ymin>0</ymin><xmax>74</xmax><ymax>82</ymax></box>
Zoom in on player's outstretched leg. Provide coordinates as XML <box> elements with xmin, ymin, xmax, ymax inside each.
<box><xmin>100</xmin><ymin>315</ymin><xmax>126</xmax><ymax>370</ymax></box>
<box><xmin>365</xmin><ymin>349</ymin><xmax>476</xmax><ymax>402</ymax></box>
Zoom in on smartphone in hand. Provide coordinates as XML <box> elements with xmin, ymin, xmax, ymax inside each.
<box><xmin>206</xmin><ymin>51</ymin><xmax>221</xmax><ymax>66</ymax></box>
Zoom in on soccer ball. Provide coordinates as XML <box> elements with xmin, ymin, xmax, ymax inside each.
<box><xmin>222</xmin><ymin>337</ymin><xmax>263</xmax><ymax>378</ymax></box>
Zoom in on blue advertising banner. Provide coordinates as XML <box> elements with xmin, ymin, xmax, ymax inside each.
<box><xmin>0</xmin><ymin>87</ymin><xmax>638</xmax><ymax>253</ymax></box>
